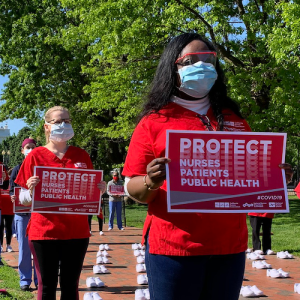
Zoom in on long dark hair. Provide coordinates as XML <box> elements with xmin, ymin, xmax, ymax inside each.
<box><xmin>139</xmin><ymin>33</ymin><xmax>243</xmax><ymax>130</ymax></box>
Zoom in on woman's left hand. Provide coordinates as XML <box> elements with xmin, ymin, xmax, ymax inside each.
<box><xmin>97</xmin><ymin>181</ymin><xmax>107</xmax><ymax>194</ymax></box>
<box><xmin>279</xmin><ymin>163</ymin><xmax>294</xmax><ymax>184</ymax></box>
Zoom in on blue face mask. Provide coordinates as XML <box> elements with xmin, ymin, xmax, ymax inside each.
<box><xmin>24</xmin><ymin>149</ymin><xmax>33</xmax><ymax>157</ymax></box>
<box><xmin>178</xmin><ymin>61</ymin><xmax>218</xmax><ymax>98</ymax></box>
<box><xmin>46</xmin><ymin>122</ymin><xmax>74</xmax><ymax>142</ymax></box>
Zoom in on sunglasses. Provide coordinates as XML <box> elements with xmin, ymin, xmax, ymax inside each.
<box><xmin>175</xmin><ymin>51</ymin><xmax>217</xmax><ymax>67</ymax></box>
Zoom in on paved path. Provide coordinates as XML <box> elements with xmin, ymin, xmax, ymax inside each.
<box><xmin>3</xmin><ymin>222</ymin><xmax>300</xmax><ymax>299</ymax></box>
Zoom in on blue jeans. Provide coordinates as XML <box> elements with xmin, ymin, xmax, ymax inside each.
<box><xmin>145</xmin><ymin>242</ymin><xmax>245</xmax><ymax>300</ymax></box>
<box><xmin>15</xmin><ymin>214</ymin><xmax>37</xmax><ymax>287</ymax></box>
<box><xmin>109</xmin><ymin>201</ymin><xmax>122</xmax><ymax>229</ymax></box>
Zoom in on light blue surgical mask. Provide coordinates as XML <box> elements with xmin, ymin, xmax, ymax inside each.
<box><xmin>46</xmin><ymin>122</ymin><xmax>74</xmax><ymax>142</ymax></box>
<box><xmin>24</xmin><ymin>149</ymin><xmax>33</xmax><ymax>157</ymax></box>
<box><xmin>178</xmin><ymin>61</ymin><xmax>218</xmax><ymax>99</ymax></box>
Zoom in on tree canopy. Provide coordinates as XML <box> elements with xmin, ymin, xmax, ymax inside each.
<box><xmin>0</xmin><ymin>0</ymin><xmax>299</xmax><ymax>169</ymax></box>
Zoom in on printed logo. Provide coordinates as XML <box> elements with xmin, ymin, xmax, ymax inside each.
<box><xmin>74</xmin><ymin>162</ymin><xmax>87</xmax><ymax>168</ymax></box>
<box><xmin>243</xmin><ymin>203</ymin><xmax>254</xmax><ymax>208</ymax></box>
<box><xmin>269</xmin><ymin>202</ymin><xmax>275</xmax><ymax>208</ymax></box>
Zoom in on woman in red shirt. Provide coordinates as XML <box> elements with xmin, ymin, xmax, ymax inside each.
<box><xmin>15</xmin><ymin>106</ymin><xmax>106</xmax><ymax>300</ymax></box>
<box><xmin>123</xmin><ymin>33</ymin><xmax>292</xmax><ymax>300</ymax></box>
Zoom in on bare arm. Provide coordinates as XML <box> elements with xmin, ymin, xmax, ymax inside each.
<box><xmin>127</xmin><ymin>157</ymin><xmax>171</xmax><ymax>203</ymax></box>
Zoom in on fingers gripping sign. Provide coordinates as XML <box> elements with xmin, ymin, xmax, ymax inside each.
<box><xmin>145</xmin><ymin>157</ymin><xmax>171</xmax><ymax>190</ymax></box>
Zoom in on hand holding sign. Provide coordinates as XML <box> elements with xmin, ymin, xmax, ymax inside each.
<box><xmin>279</xmin><ymin>163</ymin><xmax>294</xmax><ymax>184</ymax></box>
<box><xmin>97</xmin><ymin>181</ymin><xmax>106</xmax><ymax>194</ymax></box>
<box><xmin>146</xmin><ymin>157</ymin><xmax>171</xmax><ymax>190</ymax></box>
<box><xmin>26</xmin><ymin>176</ymin><xmax>40</xmax><ymax>189</ymax></box>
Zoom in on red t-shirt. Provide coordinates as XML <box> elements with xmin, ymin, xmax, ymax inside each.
<box><xmin>1</xmin><ymin>190</ymin><xmax>13</xmax><ymax>215</ymax></box>
<box><xmin>123</xmin><ymin>102</ymin><xmax>251</xmax><ymax>256</ymax></box>
<box><xmin>248</xmin><ymin>213</ymin><xmax>274</xmax><ymax>218</ymax></box>
<box><xmin>15</xmin><ymin>146</ymin><xmax>92</xmax><ymax>241</ymax></box>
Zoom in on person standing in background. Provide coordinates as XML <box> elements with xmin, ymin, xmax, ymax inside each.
<box><xmin>10</xmin><ymin>138</ymin><xmax>38</xmax><ymax>291</ymax></box>
<box><xmin>107</xmin><ymin>171</ymin><xmax>124</xmax><ymax>231</ymax></box>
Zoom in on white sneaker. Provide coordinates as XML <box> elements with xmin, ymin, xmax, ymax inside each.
<box><xmin>267</xmin><ymin>269</ymin><xmax>282</xmax><ymax>278</ymax></box>
<box><xmin>132</xmin><ymin>243</ymin><xmax>139</xmax><ymax>250</ymax></box>
<box><xmin>137</xmin><ymin>256</ymin><xmax>145</xmax><ymax>264</ymax></box>
<box><xmin>136</xmin><ymin>263</ymin><xmax>146</xmax><ymax>273</ymax></box>
<box><xmin>12</xmin><ymin>234</ymin><xmax>17</xmax><ymax>238</ymax></box>
<box><xmin>277</xmin><ymin>251</ymin><xmax>288</xmax><ymax>259</ymax></box>
<box><xmin>140</xmin><ymin>244</ymin><xmax>145</xmax><ymax>250</ymax></box>
<box><xmin>137</xmin><ymin>274</ymin><xmax>148</xmax><ymax>285</ymax></box>
<box><xmin>294</xmin><ymin>283</ymin><xmax>300</xmax><ymax>294</ymax></box>
<box><xmin>104</xmin><ymin>244</ymin><xmax>110</xmax><ymax>250</ymax></box>
<box><xmin>100</xmin><ymin>265</ymin><xmax>109</xmax><ymax>273</ymax></box>
<box><xmin>99</xmin><ymin>244</ymin><xmax>105</xmax><ymax>251</ymax></box>
<box><xmin>83</xmin><ymin>292</ymin><xmax>94</xmax><ymax>300</ymax></box>
<box><xmin>99</xmin><ymin>231</ymin><xmax>104</xmax><ymax>236</ymax></box>
<box><xmin>90</xmin><ymin>231</ymin><xmax>93</xmax><ymax>236</ymax></box>
<box><xmin>102</xmin><ymin>257</ymin><xmax>109</xmax><ymax>264</ymax></box>
<box><xmin>240</xmin><ymin>286</ymin><xmax>256</xmax><ymax>297</ymax></box>
<box><xmin>247</xmin><ymin>253</ymin><xmax>258</xmax><ymax>260</ymax></box>
<box><xmin>108</xmin><ymin>227</ymin><xmax>112</xmax><ymax>231</ymax></box>
<box><xmin>261</xmin><ymin>260</ymin><xmax>272</xmax><ymax>269</ymax></box>
<box><xmin>135</xmin><ymin>289</ymin><xmax>146</xmax><ymax>300</ymax></box>
<box><xmin>92</xmin><ymin>292</ymin><xmax>103</xmax><ymax>300</ymax></box>
<box><xmin>134</xmin><ymin>250</ymin><xmax>141</xmax><ymax>257</ymax></box>
<box><xmin>245</xmin><ymin>248</ymin><xmax>253</xmax><ymax>253</ymax></box>
<box><xmin>96</xmin><ymin>257</ymin><xmax>103</xmax><ymax>264</ymax></box>
<box><xmin>6</xmin><ymin>245</ymin><xmax>12</xmax><ymax>252</ymax></box>
<box><xmin>143</xmin><ymin>288</ymin><xmax>150</xmax><ymax>300</ymax></box>
<box><xmin>93</xmin><ymin>265</ymin><xmax>102</xmax><ymax>274</ymax></box>
<box><xmin>140</xmin><ymin>250</ymin><xmax>145</xmax><ymax>256</ymax></box>
<box><xmin>119</xmin><ymin>227</ymin><xmax>125</xmax><ymax>230</ymax></box>
<box><xmin>254</xmin><ymin>250</ymin><xmax>264</xmax><ymax>255</ymax></box>
<box><xmin>102</xmin><ymin>250</ymin><xmax>109</xmax><ymax>257</ymax></box>
<box><xmin>86</xmin><ymin>277</ymin><xmax>97</xmax><ymax>288</ymax></box>
<box><xmin>277</xmin><ymin>268</ymin><xmax>289</xmax><ymax>278</ymax></box>
<box><xmin>266</xmin><ymin>249</ymin><xmax>275</xmax><ymax>255</ymax></box>
<box><xmin>252</xmin><ymin>261</ymin><xmax>267</xmax><ymax>269</ymax></box>
<box><xmin>284</xmin><ymin>251</ymin><xmax>294</xmax><ymax>258</ymax></box>
<box><xmin>94</xmin><ymin>277</ymin><xmax>105</xmax><ymax>287</ymax></box>
<box><xmin>250</xmin><ymin>285</ymin><xmax>264</xmax><ymax>296</ymax></box>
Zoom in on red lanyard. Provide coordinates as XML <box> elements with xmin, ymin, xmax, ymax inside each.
<box><xmin>198</xmin><ymin>115</ymin><xmax>215</xmax><ymax>131</ymax></box>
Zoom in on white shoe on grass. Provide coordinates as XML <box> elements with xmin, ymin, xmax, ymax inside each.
<box><xmin>261</xmin><ymin>260</ymin><xmax>272</xmax><ymax>269</ymax></box>
<box><xmin>284</xmin><ymin>251</ymin><xmax>294</xmax><ymax>258</ymax></box>
<box><xmin>267</xmin><ymin>269</ymin><xmax>282</xmax><ymax>278</ymax></box>
<box><xmin>252</xmin><ymin>261</ymin><xmax>267</xmax><ymax>269</ymax></box>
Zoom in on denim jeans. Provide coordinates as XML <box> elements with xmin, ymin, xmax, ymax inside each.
<box><xmin>15</xmin><ymin>214</ymin><xmax>37</xmax><ymax>287</ymax></box>
<box><xmin>145</xmin><ymin>241</ymin><xmax>245</xmax><ymax>300</ymax></box>
<box><xmin>108</xmin><ymin>201</ymin><xmax>122</xmax><ymax>229</ymax></box>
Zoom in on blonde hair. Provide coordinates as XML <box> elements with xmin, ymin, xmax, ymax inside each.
<box><xmin>44</xmin><ymin>106</ymin><xmax>70</xmax><ymax>143</ymax></box>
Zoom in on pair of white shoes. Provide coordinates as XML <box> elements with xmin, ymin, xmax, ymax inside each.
<box><xmin>83</xmin><ymin>292</ymin><xmax>102</xmax><ymax>300</ymax></box>
<box><xmin>137</xmin><ymin>274</ymin><xmax>148</xmax><ymax>285</ymax></box>
<box><xmin>252</xmin><ymin>260</ymin><xmax>272</xmax><ymax>269</ymax></box>
<box><xmin>240</xmin><ymin>285</ymin><xmax>263</xmax><ymax>297</ymax></box>
<box><xmin>247</xmin><ymin>252</ymin><xmax>265</xmax><ymax>260</ymax></box>
<box><xmin>86</xmin><ymin>277</ymin><xmax>105</xmax><ymax>288</ymax></box>
<box><xmin>132</xmin><ymin>243</ymin><xmax>145</xmax><ymax>250</ymax></box>
<box><xmin>267</xmin><ymin>268</ymin><xmax>289</xmax><ymax>278</ymax></box>
<box><xmin>96</xmin><ymin>256</ymin><xmax>110</xmax><ymax>264</ymax></box>
<box><xmin>294</xmin><ymin>283</ymin><xmax>300</xmax><ymax>294</ymax></box>
<box><xmin>137</xmin><ymin>256</ymin><xmax>145</xmax><ymax>264</ymax></box>
<box><xmin>99</xmin><ymin>244</ymin><xmax>110</xmax><ymax>251</ymax></box>
<box><xmin>136</xmin><ymin>264</ymin><xmax>146</xmax><ymax>273</ymax></box>
<box><xmin>134</xmin><ymin>250</ymin><xmax>145</xmax><ymax>257</ymax></box>
<box><xmin>277</xmin><ymin>251</ymin><xmax>293</xmax><ymax>259</ymax></box>
<box><xmin>97</xmin><ymin>250</ymin><xmax>110</xmax><ymax>257</ymax></box>
<box><xmin>93</xmin><ymin>265</ymin><xmax>109</xmax><ymax>274</ymax></box>
<box><xmin>135</xmin><ymin>288</ymin><xmax>150</xmax><ymax>300</ymax></box>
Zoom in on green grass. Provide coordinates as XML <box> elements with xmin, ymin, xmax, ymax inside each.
<box><xmin>124</xmin><ymin>203</ymin><xmax>148</xmax><ymax>228</ymax></box>
<box><xmin>0</xmin><ymin>262</ymin><xmax>34</xmax><ymax>299</ymax></box>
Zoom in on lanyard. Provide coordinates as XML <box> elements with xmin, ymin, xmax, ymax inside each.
<box><xmin>198</xmin><ymin>115</ymin><xmax>215</xmax><ymax>131</ymax></box>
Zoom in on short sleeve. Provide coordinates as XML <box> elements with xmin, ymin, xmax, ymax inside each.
<box><xmin>122</xmin><ymin>118</ymin><xmax>155</xmax><ymax>177</ymax></box>
<box><xmin>15</xmin><ymin>152</ymin><xmax>36</xmax><ymax>189</ymax></box>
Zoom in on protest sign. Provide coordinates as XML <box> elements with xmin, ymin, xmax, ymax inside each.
<box><xmin>32</xmin><ymin>167</ymin><xmax>103</xmax><ymax>214</ymax></box>
<box><xmin>13</xmin><ymin>187</ymin><xmax>31</xmax><ymax>213</ymax></box>
<box><xmin>166</xmin><ymin>130</ymin><xmax>288</xmax><ymax>213</ymax></box>
<box><xmin>109</xmin><ymin>185</ymin><xmax>125</xmax><ymax>195</ymax></box>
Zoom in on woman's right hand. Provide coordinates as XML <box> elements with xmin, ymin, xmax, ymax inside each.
<box><xmin>26</xmin><ymin>176</ymin><xmax>40</xmax><ymax>190</ymax></box>
<box><xmin>146</xmin><ymin>157</ymin><xmax>171</xmax><ymax>189</ymax></box>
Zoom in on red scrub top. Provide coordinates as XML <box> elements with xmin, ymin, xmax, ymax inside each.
<box><xmin>248</xmin><ymin>213</ymin><xmax>274</xmax><ymax>218</ymax></box>
<box><xmin>123</xmin><ymin>102</ymin><xmax>251</xmax><ymax>256</ymax></box>
<box><xmin>15</xmin><ymin>146</ymin><xmax>93</xmax><ymax>241</ymax></box>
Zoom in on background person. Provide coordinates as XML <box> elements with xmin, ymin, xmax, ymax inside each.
<box><xmin>107</xmin><ymin>171</ymin><xmax>124</xmax><ymax>230</ymax></box>
<box><xmin>15</xmin><ymin>106</ymin><xmax>106</xmax><ymax>300</ymax></box>
<box><xmin>10</xmin><ymin>138</ymin><xmax>38</xmax><ymax>291</ymax></box>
